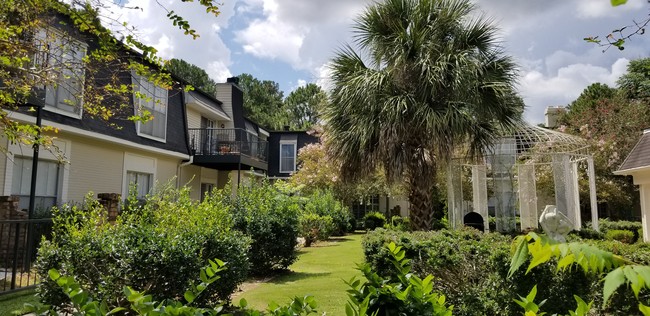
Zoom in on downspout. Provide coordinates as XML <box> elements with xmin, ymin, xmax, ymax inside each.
<box><xmin>177</xmin><ymin>156</ymin><xmax>194</xmax><ymax>188</ymax></box>
<box><xmin>177</xmin><ymin>86</ymin><xmax>194</xmax><ymax>188</ymax></box>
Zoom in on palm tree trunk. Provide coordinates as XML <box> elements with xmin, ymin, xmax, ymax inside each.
<box><xmin>407</xmin><ymin>158</ymin><xmax>436</xmax><ymax>231</ymax></box>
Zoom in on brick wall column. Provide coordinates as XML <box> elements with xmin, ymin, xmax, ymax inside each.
<box><xmin>97</xmin><ymin>193</ymin><xmax>121</xmax><ymax>222</ymax></box>
<box><xmin>0</xmin><ymin>196</ymin><xmax>27</xmax><ymax>266</ymax></box>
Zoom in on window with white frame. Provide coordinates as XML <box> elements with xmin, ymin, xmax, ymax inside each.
<box><xmin>132</xmin><ymin>72</ymin><xmax>168</xmax><ymax>142</ymax></box>
<box><xmin>126</xmin><ymin>171</ymin><xmax>152</xmax><ymax>199</ymax></box>
<box><xmin>35</xmin><ymin>28</ymin><xmax>87</xmax><ymax>117</ymax></box>
<box><xmin>11</xmin><ymin>157</ymin><xmax>61</xmax><ymax>212</ymax></box>
<box><xmin>279</xmin><ymin>142</ymin><xmax>297</xmax><ymax>173</ymax></box>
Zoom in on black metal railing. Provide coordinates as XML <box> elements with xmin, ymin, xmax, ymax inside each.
<box><xmin>189</xmin><ymin>128</ymin><xmax>268</xmax><ymax>162</ymax></box>
<box><xmin>0</xmin><ymin>219</ymin><xmax>53</xmax><ymax>294</ymax></box>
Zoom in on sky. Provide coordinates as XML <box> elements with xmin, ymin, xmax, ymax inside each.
<box><xmin>105</xmin><ymin>0</ymin><xmax>650</xmax><ymax>124</ymax></box>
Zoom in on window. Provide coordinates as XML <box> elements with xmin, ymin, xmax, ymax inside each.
<box><xmin>35</xmin><ymin>28</ymin><xmax>86</xmax><ymax>117</ymax></box>
<box><xmin>132</xmin><ymin>72</ymin><xmax>168</xmax><ymax>142</ymax></box>
<box><xmin>11</xmin><ymin>157</ymin><xmax>61</xmax><ymax>212</ymax></box>
<box><xmin>279</xmin><ymin>142</ymin><xmax>296</xmax><ymax>173</ymax></box>
<box><xmin>127</xmin><ymin>171</ymin><xmax>152</xmax><ymax>199</ymax></box>
<box><xmin>351</xmin><ymin>195</ymin><xmax>380</xmax><ymax>220</ymax></box>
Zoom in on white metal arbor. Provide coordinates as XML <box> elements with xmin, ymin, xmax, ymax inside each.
<box><xmin>447</xmin><ymin>121</ymin><xmax>599</xmax><ymax>232</ymax></box>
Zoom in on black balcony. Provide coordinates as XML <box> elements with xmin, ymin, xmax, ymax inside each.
<box><xmin>189</xmin><ymin>128</ymin><xmax>268</xmax><ymax>171</ymax></box>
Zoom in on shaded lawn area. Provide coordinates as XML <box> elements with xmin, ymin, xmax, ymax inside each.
<box><xmin>235</xmin><ymin>232</ymin><xmax>365</xmax><ymax>315</ymax></box>
<box><xmin>0</xmin><ymin>289</ymin><xmax>39</xmax><ymax>315</ymax></box>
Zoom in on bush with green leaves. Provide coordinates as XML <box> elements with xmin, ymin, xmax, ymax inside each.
<box><xmin>36</xmin><ymin>188</ymin><xmax>251</xmax><ymax>310</ymax></box>
<box><xmin>298</xmin><ymin>213</ymin><xmax>334</xmax><ymax>247</ymax></box>
<box><xmin>302</xmin><ymin>190</ymin><xmax>352</xmax><ymax>236</ymax></box>
<box><xmin>598</xmin><ymin>218</ymin><xmax>643</xmax><ymax>243</ymax></box>
<box><xmin>606</xmin><ymin>229</ymin><xmax>636</xmax><ymax>244</ymax></box>
<box><xmin>346</xmin><ymin>242</ymin><xmax>452</xmax><ymax>316</ymax></box>
<box><xmin>28</xmin><ymin>262</ymin><xmax>322</xmax><ymax>316</ymax></box>
<box><xmin>228</xmin><ymin>180</ymin><xmax>300</xmax><ymax>276</ymax></box>
<box><xmin>363</xmin><ymin>227</ymin><xmax>650</xmax><ymax>315</ymax></box>
<box><xmin>362</xmin><ymin>212</ymin><xmax>386</xmax><ymax>230</ymax></box>
<box><xmin>510</xmin><ymin>232</ymin><xmax>650</xmax><ymax>315</ymax></box>
<box><xmin>384</xmin><ymin>216</ymin><xmax>411</xmax><ymax>231</ymax></box>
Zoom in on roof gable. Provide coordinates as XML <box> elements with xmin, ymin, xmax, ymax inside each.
<box><xmin>618</xmin><ymin>131</ymin><xmax>650</xmax><ymax>173</ymax></box>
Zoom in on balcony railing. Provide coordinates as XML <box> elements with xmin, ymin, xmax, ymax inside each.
<box><xmin>189</xmin><ymin>128</ymin><xmax>268</xmax><ymax>163</ymax></box>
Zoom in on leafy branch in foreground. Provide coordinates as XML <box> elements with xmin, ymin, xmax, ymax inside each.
<box><xmin>509</xmin><ymin>232</ymin><xmax>650</xmax><ymax>314</ymax></box>
<box><xmin>584</xmin><ymin>0</ymin><xmax>649</xmax><ymax>51</ymax></box>
<box><xmin>345</xmin><ymin>242</ymin><xmax>453</xmax><ymax>316</ymax></box>
<box><xmin>25</xmin><ymin>259</ymin><xmax>227</xmax><ymax>315</ymax></box>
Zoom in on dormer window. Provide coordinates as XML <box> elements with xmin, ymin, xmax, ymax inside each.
<box><xmin>35</xmin><ymin>28</ymin><xmax>87</xmax><ymax>118</ymax></box>
<box><xmin>132</xmin><ymin>72</ymin><xmax>168</xmax><ymax>142</ymax></box>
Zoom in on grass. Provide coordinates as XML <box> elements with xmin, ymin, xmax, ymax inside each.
<box><xmin>0</xmin><ymin>288</ymin><xmax>39</xmax><ymax>315</ymax></box>
<box><xmin>235</xmin><ymin>232</ymin><xmax>365</xmax><ymax>315</ymax></box>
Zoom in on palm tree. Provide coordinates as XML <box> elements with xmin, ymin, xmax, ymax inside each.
<box><xmin>324</xmin><ymin>0</ymin><xmax>522</xmax><ymax>230</ymax></box>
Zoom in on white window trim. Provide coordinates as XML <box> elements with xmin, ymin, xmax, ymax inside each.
<box><xmin>132</xmin><ymin>71</ymin><xmax>168</xmax><ymax>143</ymax></box>
<box><xmin>279</xmin><ymin>141</ymin><xmax>297</xmax><ymax>174</ymax></box>
<box><xmin>38</xmin><ymin>28</ymin><xmax>87</xmax><ymax>119</ymax></box>
<box><xmin>3</xmin><ymin>139</ymin><xmax>71</xmax><ymax>204</ymax></box>
<box><xmin>122</xmin><ymin>152</ymin><xmax>157</xmax><ymax>198</ymax></box>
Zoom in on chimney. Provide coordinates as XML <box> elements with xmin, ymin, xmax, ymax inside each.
<box><xmin>544</xmin><ymin>106</ymin><xmax>564</xmax><ymax>129</ymax></box>
<box><xmin>226</xmin><ymin>77</ymin><xmax>239</xmax><ymax>85</ymax></box>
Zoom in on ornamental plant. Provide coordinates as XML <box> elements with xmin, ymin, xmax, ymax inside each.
<box><xmin>36</xmin><ymin>187</ymin><xmax>250</xmax><ymax>310</ymax></box>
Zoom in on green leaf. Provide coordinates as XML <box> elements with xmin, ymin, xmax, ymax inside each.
<box><xmin>508</xmin><ymin>235</ymin><xmax>529</xmax><ymax>277</ymax></box>
<box><xmin>48</xmin><ymin>269</ymin><xmax>61</xmax><ymax>281</ymax></box>
<box><xmin>526</xmin><ymin>285</ymin><xmax>538</xmax><ymax>302</ymax></box>
<box><xmin>611</xmin><ymin>0</ymin><xmax>627</xmax><ymax>6</ymax></box>
<box><xmin>603</xmin><ymin>267</ymin><xmax>626</xmax><ymax>305</ymax></box>
<box><xmin>184</xmin><ymin>290</ymin><xmax>196</xmax><ymax>303</ymax></box>
<box><xmin>639</xmin><ymin>302</ymin><xmax>650</xmax><ymax>316</ymax></box>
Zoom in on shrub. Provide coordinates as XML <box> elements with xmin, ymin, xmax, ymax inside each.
<box><xmin>385</xmin><ymin>216</ymin><xmax>411</xmax><ymax>231</ymax></box>
<box><xmin>229</xmin><ymin>180</ymin><xmax>300</xmax><ymax>276</ymax></box>
<box><xmin>302</xmin><ymin>190</ymin><xmax>351</xmax><ymax>236</ymax></box>
<box><xmin>298</xmin><ymin>213</ymin><xmax>334</xmax><ymax>247</ymax></box>
<box><xmin>347</xmin><ymin>242</ymin><xmax>452</xmax><ymax>315</ymax></box>
<box><xmin>363</xmin><ymin>212</ymin><xmax>386</xmax><ymax>230</ymax></box>
<box><xmin>605</xmin><ymin>229</ymin><xmax>635</xmax><ymax>244</ymax></box>
<box><xmin>598</xmin><ymin>218</ymin><xmax>642</xmax><ymax>242</ymax></box>
<box><xmin>362</xmin><ymin>228</ymin><xmax>650</xmax><ymax>316</ymax></box>
<box><xmin>36</xmin><ymin>188</ymin><xmax>250</xmax><ymax>310</ymax></box>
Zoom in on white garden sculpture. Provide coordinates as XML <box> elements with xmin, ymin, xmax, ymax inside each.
<box><xmin>539</xmin><ymin>205</ymin><xmax>573</xmax><ymax>242</ymax></box>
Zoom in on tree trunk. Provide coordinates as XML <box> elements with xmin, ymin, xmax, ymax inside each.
<box><xmin>407</xmin><ymin>158</ymin><xmax>436</xmax><ymax>231</ymax></box>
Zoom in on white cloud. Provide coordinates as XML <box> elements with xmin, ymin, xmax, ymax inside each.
<box><xmin>296</xmin><ymin>79</ymin><xmax>306</xmax><ymax>88</ymax></box>
<box><xmin>234</xmin><ymin>0</ymin><xmax>368</xmax><ymax>70</ymax></box>
<box><xmin>207</xmin><ymin>61</ymin><xmax>233</xmax><ymax>83</ymax></box>
<box><xmin>98</xmin><ymin>0</ymin><xmax>235</xmax><ymax>83</ymax></box>
<box><xmin>519</xmin><ymin>58</ymin><xmax>629</xmax><ymax>123</ymax></box>
<box><xmin>314</xmin><ymin>62</ymin><xmax>333</xmax><ymax>92</ymax></box>
<box><xmin>153</xmin><ymin>34</ymin><xmax>174</xmax><ymax>59</ymax></box>
<box><xmin>576</xmin><ymin>0</ymin><xmax>645</xmax><ymax>18</ymax></box>
<box><xmin>236</xmin><ymin>18</ymin><xmax>306</xmax><ymax>65</ymax></box>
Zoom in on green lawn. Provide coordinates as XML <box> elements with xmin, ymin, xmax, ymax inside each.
<box><xmin>235</xmin><ymin>232</ymin><xmax>365</xmax><ymax>315</ymax></box>
<box><xmin>0</xmin><ymin>289</ymin><xmax>39</xmax><ymax>315</ymax></box>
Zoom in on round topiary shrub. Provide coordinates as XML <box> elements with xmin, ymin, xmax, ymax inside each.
<box><xmin>363</xmin><ymin>212</ymin><xmax>386</xmax><ymax>230</ymax></box>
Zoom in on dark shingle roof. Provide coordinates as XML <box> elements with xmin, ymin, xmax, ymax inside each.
<box><xmin>617</xmin><ymin>131</ymin><xmax>650</xmax><ymax>173</ymax></box>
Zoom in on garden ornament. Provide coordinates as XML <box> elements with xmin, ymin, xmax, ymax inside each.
<box><xmin>539</xmin><ymin>205</ymin><xmax>572</xmax><ymax>242</ymax></box>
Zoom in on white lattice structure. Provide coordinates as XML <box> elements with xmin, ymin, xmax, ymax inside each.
<box><xmin>447</xmin><ymin>121</ymin><xmax>599</xmax><ymax>233</ymax></box>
